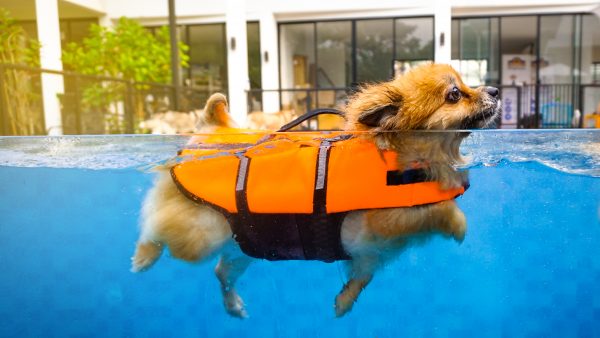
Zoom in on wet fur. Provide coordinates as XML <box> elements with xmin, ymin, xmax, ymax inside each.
<box><xmin>132</xmin><ymin>64</ymin><xmax>500</xmax><ymax>318</ymax></box>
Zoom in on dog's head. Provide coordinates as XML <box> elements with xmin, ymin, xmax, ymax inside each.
<box><xmin>196</xmin><ymin>93</ymin><xmax>237</xmax><ymax>131</ymax></box>
<box><xmin>345</xmin><ymin>63</ymin><xmax>500</xmax><ymax>131</ymax></box>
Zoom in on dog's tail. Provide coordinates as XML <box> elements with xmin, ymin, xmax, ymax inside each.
<box><xmin>196</xmin><ymin>93</ymin><xmax>237</xmax><ymax>129</ymax></box>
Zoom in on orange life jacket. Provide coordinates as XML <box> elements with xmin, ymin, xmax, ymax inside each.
<box><xmin>172</xmin><ymin>132</ymin><xmax>465</xmax><ymax>214</ymax></box>
<box><xmin>170</xmin><ymin>130</ymin><xmax>467</xmax><ymax>261</ymax></box>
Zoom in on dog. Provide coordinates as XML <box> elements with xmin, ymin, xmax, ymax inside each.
<box><xmin>139</xmin><ymin>94</ymin><xmax>237</xmax><ymax>134</ymax></box>
<box><xmin>246</xmin><ymin>109</ymin><xmax>294</xmax><ymax>130</ymax></box>
<box><xmin>139</xmin><ymin>102</ymin><xmax>291</xmax><ymax>134</ymax></box>
<box><xmin>139</xmin><ymin>111</ymin><xmax>202</xmax><ymax>134</ymax></box>
<box><xmin>131</xmin><ymin>63</ymin><xmax>500</xmax><ymax>318</ymax></box>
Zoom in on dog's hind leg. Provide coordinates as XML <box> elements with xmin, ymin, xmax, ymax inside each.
<box><xmin>215</xmin><ymin>244</ymin><xmax>252</xmax><ymax>318</ymax></box>
<box><xmin>131</xmin><ymin>240</ymin><xmax>163</xmax><ymax>272</ymax></box>
<box><xmin>131</xmin><ymin>171</ymin><xmax>232</xmax><ymax>271</ymax></box>
<box><xmin>334</xmin><ymin>253</ymin><xmax>379</xmax><ymax>317</ymax></box>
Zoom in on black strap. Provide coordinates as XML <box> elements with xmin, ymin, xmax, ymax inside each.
<box><xmin>277</xmin><ymin>108</ymin><xmax>345</xmax><ymax>132</ymax></box>
<box><xmin>295</xmin><ymin>139</ymin><xmax>350</xmax><ymax>261</ymax></box>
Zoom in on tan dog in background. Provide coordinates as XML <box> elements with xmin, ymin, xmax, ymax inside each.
<box><xmin>139</xmin><ymin>111</ymin><xmax>201</xmax><ymax>134</ymax></box>
<box><xmin>131</xmin><ymin>64</ymin><xmax>500</xmax><ymax>318</ymax></box>
<box><xmin>139</xmin><ymin>94</ymin><xmax>290</xmax><ymax>133</ymax></box>
<box><xmin>246</xmin><ymin>110</ymin><xmax>294</xmax><ymax>130</ymax></box>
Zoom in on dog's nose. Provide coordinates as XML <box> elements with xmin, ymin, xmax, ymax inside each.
<box><xmin>485</xmin><ymin>86</ymin><xmax>499</xmax><ymax>98</ymax></box>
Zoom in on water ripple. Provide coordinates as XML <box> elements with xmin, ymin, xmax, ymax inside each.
<box><xmin>0</xmin><ymin>130</ymin><xmax>599</xmax><ymax>177</ymax></box>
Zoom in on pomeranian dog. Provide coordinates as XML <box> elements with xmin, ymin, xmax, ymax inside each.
<box><xmin>131</xmin><ymin>63</ymin><xmax>500</xmax><ymax>318</ymax></box>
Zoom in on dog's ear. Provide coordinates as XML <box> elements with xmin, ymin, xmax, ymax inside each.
<box><xmin>358</xmin><ymin>104</ymin><xmax>400</xmax><ymax>127</ymax></box>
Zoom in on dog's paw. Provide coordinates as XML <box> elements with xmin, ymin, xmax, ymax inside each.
<box><xmin>130</xmin><ymin>255</ymin><xmax>154</xmax><ymax>273</ymax></box>
<box><xmin>223</xmin><ymin>289</ymin><xmax>248</xmax><ymax>319</ymax></box>
<box><xmin>334</xmin><ymin>292</ymin><xmax>355</xmax><ymax>318</ymax></box>
<box><xmin>130</xmin><ymin>241</ymin><xmax>162</xmax><ymax>273</ymax></box>
<box><xmin>450</xmin><ymin>209</ymin><xmax>467</xmax><ymax>244</ymax></box>
<box><xmin>130</xmin><ymin>261</ymin><xmax>148</xmax><ymax>273</ymax></box>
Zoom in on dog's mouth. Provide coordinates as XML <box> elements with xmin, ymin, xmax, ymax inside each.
<box><xmin>461</xmin><ymin>101</ymin><xmax>501</xmax><ymax>129</ymax></box>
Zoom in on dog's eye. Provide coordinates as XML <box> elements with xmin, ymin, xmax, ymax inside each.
<box><xmin>447</xmin><ymin>87</ymin><xmax>461</xmax><ymax>103</ymax></box>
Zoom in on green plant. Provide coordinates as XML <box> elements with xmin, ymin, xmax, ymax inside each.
<box><xmin>0</xmin><ymin>8</ymin><xmax>43</xmax><ymax>135</ymax></box>
<box><xmin>62</xmin><ymin>17</ymin><xmax>189</xmax><ymax>133</ymax></box>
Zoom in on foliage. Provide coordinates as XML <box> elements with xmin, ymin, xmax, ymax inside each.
<box><xmin>63</xmin><ymin>17</ymin><xmax>189</xmax><ymax>83</ymax></box>
<box><xmin>0</xmin><ymin>8</ymin><xmax>43</xmax><ymax>135</ymax></box>
<box><xmin>62</xmin><ymin>17</ymin><xmax>190</xmax><ymax>133</ymax></box>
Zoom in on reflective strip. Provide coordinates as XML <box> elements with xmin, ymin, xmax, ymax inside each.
<box><xmin>315</xmin><ymin>141</ymin><xmax>330</xmax><ymax>190</ymax></box>
<box><xmin>236</xmin><ymin>156</ymin><xmax>249</xmax><ymax>192</ymax></box>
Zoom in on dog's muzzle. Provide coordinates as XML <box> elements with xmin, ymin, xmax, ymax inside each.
<box><xmin>461</xmin><ymin>97</ymin><xmax>501</xmax><ymax>129</ymax></box>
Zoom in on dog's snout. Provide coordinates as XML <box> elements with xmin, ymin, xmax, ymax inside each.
<box><xmin>485</xmin><ymin>86</ymin><xmax>499</xmax><ymax>98</ymax></box>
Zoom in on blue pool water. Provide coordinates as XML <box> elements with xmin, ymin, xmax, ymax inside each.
<box><xmin>0</xmin><ymin>131</ymin><xmax>599</xmax><ymax>337</ymax></box>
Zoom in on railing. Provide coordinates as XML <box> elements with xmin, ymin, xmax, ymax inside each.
<box><xmin>0</xmin><ymin>63</ymin><xmax>210</xmax><ymax>135</ymax></box>
<box><xmin>248</xmin><ymin>83</ymin><xmax>600</xmax><ymax>129</ymax></box>
<box><xmin>580</xmin><ymin>84</ymin><xmax>600</xmax><ymax>128</ymax></box>
<box><xmin>496</xmin><ymin>85</ymin><xmax>522</xmax><ymax>129</ymax></box>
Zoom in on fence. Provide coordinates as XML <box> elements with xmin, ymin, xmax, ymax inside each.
<box><xmin>248</xmin><ymin>83</ymin><xmax>600</xmax><ymax>129</ymax></box>
<box><xmin>2</xmin><ymin>63</ymin><xmax>597</xmax><ymax>135</ymax></box>
<box><xmin>580</xmin><ymin>84</ymin><xmax>600</xmax><ymax>128</ymax></box>
<box><xmin>0</xmin><ymin>63</ymin><xmax>210</xmax><ymax>136</ymax></box>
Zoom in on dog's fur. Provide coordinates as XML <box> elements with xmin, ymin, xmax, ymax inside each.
<box><xmin>131</xmin><ymin>64</ymin><xmax>500</xmax><ymax>318</ymax></box>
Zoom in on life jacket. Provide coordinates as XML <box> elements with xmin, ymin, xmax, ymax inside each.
<box><xmin>171</xmin><ymin>129</ymin><xmax>467</xmax><ymax>262</ymax></box>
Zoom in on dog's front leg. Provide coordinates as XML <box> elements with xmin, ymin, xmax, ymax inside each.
<box><xmin>214</xmin><ymin>245</ymin><xmax>252</xmax><ymax>318</ymax></box>
<box><xmin>334</xmin><ymin>253</ymin><xmax>380</xmax><ymax>317</ymax></box>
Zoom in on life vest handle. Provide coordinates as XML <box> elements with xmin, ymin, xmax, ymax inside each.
<box><xmin>277</xmin><ymin>108</ymin><xmax>346</xmax><ymax>132</ymax></box>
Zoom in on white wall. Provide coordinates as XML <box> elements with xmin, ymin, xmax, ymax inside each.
<box><xmin>36</xmin><ymin>0</ymin><xmax>64</xmax><ymax>135</ymax></box>
<box><xmin>226</xmin><ymin>0</ymin><xmax>250</xmax><ymax>124</ymax></box>
<box><xmin>101</xmin><ymin>0</ymin><xmax>600</xmax><ymax>22</ymax></box>
<box><xmin>63</xmin><ymin>0</ymin><xmax>106</xmax><ymax>14</ymax></box>
<box><xmin>259</xmin><ymin>11</ymin><xmax>281</xmax><ymax>113</ymax></box>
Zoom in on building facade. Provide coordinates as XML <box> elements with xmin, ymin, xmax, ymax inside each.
<box><xmin>2</xmin><ymin>0</ymin><xmax>600</xmax><ymax>132</ymax></box>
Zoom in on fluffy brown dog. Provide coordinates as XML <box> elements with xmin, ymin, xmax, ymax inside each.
<box><xmin>131</xmin><ymin>63</ymin><xmax>500</xmax><ymax>318</ymax></box>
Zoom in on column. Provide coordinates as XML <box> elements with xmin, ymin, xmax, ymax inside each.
<box><xmin>434</xmin><ymin>0</ymin><xmax>452</xmax><ymax>64</ymax></box>
<box><xmin>226</xmin><ymin>0</ymin><xmax>250</xmax><ymax>125</ymax></box>
<box><xmin>35</xmin><ymin>0</ymin><xmax>64</xmax><ymax>135</ymax></box>
<box><xmin>259</xmin><ymin>11</ymin><xmax>281</xmax><ymax>113</ymax></box>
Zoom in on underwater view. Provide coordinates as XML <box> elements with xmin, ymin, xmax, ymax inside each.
<box><xmin>1</xmin><ymin>130</ymin><xmax>599</xmax><ymax>337</ymax></box>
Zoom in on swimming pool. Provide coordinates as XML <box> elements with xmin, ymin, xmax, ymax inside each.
<box><xmin>0</xmin><ymin>130</ymin><xmax>599</xmax><ymax>337</ymax></box>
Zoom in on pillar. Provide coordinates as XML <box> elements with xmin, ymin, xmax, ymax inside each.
<box><xmin>259</xmin><ymin>11</ymin><xmax>281</xmax><ymax>113</ymax></box>
<box><xmin>226</xmin><ymin>0</ymin><xmax>250</xmax><ymax>125</ymax></box>
<box><xmin>35</xmin><ymin>0</ymin><xmax>64</xmax><ymax>135</ymax></box>
<box><xmin>434</xmin><ymin>0</ymin><xmax>452</xmax><ymax>64</ymax></box>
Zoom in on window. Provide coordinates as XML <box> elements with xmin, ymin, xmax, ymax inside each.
<box><xmin>356</xmin><ymin>19</ymin><xmax>394</xmax><ymax>82</ymax></box>
<box><xmin>394</xmin><ymin>17</ymin><xmax>434</xmax><ymax>76</ymax></box>
<box><xmin>540</xmin><ymin>15</ymin><xmax>575</xmax><ymax>84</ymax></box>
<box><xmin>247</xmin><ymin>22</ymin><xmax>262</xmax><ymax>89</ymax></box>
<box><xmin>581</xmin><ymin>14</ymin><xmax>600</xmax><ymax>85</ymax></box>
<box><xmin>279</xmin><ymin>23</ymin><xmax>316</xmax><ymax>111</ymax></box>
<box><xmin>316</xmin><ymin>21</ymin><xmax>351</xmax><ymax>88</ymax></box>
<box><xmin>187</xmin><ymin>24</ymin><xmax>228</xmax><ymax>94</ymax></box>
<box><xmin>451</xmin><ymin>18</ymin><xmax>499</xmax><ymax>86</ymax></box>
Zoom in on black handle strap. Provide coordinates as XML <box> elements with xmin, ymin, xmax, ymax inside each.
<box><xmin>277</xmin><ymin>108</ymin><xmax>345</xmax><ymax>132</ymax></box>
